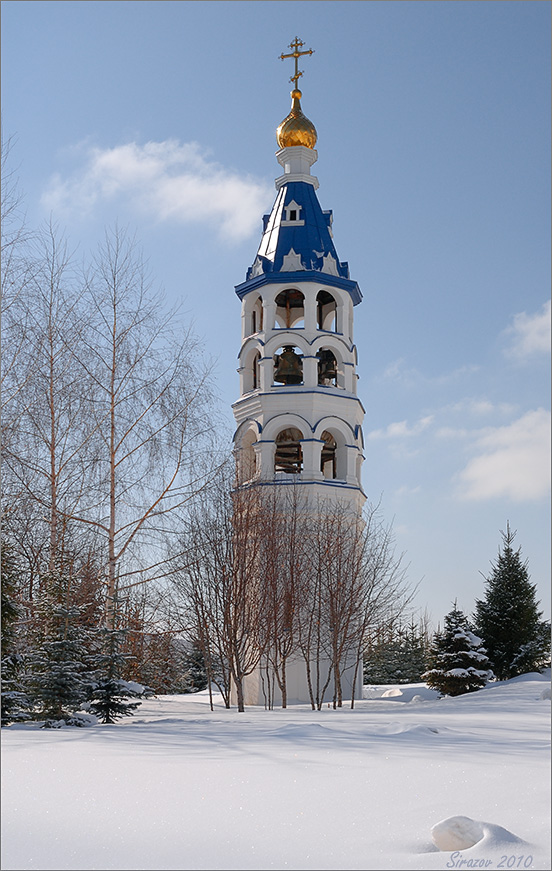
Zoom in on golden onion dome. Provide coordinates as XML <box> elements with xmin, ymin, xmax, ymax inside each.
<box><xmin>276</xmin><ymin>89</ymin><xmax>317</xmax><ymax>150</ymax></box>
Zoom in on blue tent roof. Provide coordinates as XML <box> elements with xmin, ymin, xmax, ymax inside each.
<box><xmin>235</xmin><ymin>181</ymin><xmax>362</xmax><ymax>305</ymax></box>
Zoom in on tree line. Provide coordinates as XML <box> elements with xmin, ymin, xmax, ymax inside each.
<box><xmin>363</xmin><ymin>524</ymin><xmax>550</xmax><ymax>697</ymax></box>
<box><xmin>1</xmin><ymin>138</ymin><xmax>222</xmax><ymax>724</ymax></box>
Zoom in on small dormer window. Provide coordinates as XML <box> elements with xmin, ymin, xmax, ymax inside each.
<box><xmin>282</xmin><ymin>200</ymin><xmax>305</xmax><ymax>226</ymax></box>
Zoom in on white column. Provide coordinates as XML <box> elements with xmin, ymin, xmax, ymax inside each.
<box><xmin>258</xmin><ymin>440</ymin><xmax>276</xmax><ymax>478</ymax></box>
<box><xmin>301</xmin><ymin>439</ymin><xmax>323</xmax><ymax>480</ymax></box>
<box><xmin>342</xmin><ymin>361</ymin><xmax>354</xmax><ymax>392</ymax></box>
<box><xmin>263</xmin><ymin>298</ymin><xmax>277</xmax><ymax>333</ymax></box>
<box><xmin>237</xmin><ymin>365</ymin><xmax>245</xmax><ymax>396</ymax></box>
<box><xmin>345</xmin><ymin>445</ymin><xmax>359</xmax><ymax>486</ymax></box>
<box><xmin>258</xmin><ymin>356</ymin><xmax>273</xmax><ymax>390</ymax></box>
<box><xmin>335</xmin><ymin>300</ymin><xmax>345</xmax><ymax>336</ymax></box>
<box><xmin>302</xmin><ymin>355</ymin><xmax>318</xmax><ymax>388</ymax></box>
<box><xmin>304</xmin><ymin>292</ymin><xmax>317</xmax><ymax>333</ymax></box>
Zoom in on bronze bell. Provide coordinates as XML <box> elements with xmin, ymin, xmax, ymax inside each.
<box><xmin>274</xmin><ymin>346</ymin><xmax>303</xmax><ymax>385</ymax></box>
<box><xmin>317</xmin><ymin>349</ymin><xmax>337</xmax><ymax>383</ymax></box>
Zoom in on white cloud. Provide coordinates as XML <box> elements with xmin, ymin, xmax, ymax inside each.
<box><xmin>436</xmin><ymin>400</ymin><xmax>517</xmax><ymax>439</ymax></box>
<box><xmin>447</xmin><ymin>398</ymin><xmax>516</xmax><ymax>417</ymax></box>
<box><xmin>380</xmin><ymin>358</ymin><xmax>479</xmax><ymax>386</ymax></box>
<box><xmin>394</xmin><ymin>485</ymin><xmax>422</xmax><ymax>498</ymax></box>
<box><xmin>368</xmin><ymin>415</ymin><xmax>434</xmax><ymax>440</ymax></box>
<box><xmin>457</xmin><ymin>408</ymin><xmax>551</xmax><ymax>502</ymax></box>
<box><xmin>435</xmin><ymin>426</ymin><xmax>471</xmax><ymax>440</ymax></box>
<box><xmin>40</xmin><ymin>140</ymin><xmax>273</xmax><ymax>242</ymax></box>
<box><xmin>503</xmin><ymin>300</ymin><xmax>551</xmax><ymax>360</ymax></box>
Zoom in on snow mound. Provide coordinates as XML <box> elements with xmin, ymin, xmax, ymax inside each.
<box><xmin>478</xmin><ymin>821</ymin><xmax>526</xmax><ymax>849</ymax></box>
<box><xmin>271</xmin><ymin>723</ymin><xmax>335</xmax><ymax>739</ymax></box>
<box><xmin>432</xmin><ymin>816</ymin><xmax>484</xmax><ymax>850</ymax></box>
<box><xmin>364</xmin><ymin>684</ymin><xmax>440</xmax><ymax>702</ymax></box>
<box><xmin>383</xmin><ymin>722</ymin><xmax>441</xmax><ymax>736</ymax></box>
<box><xmin>505</xmin><ymin>669</ymin><xmax>550</xmax><ymax>683</ymax></box>
<box><xmin>431</xmin><ymin>815</ymin><xmax>525</xmax><ymax>852</ymax></box>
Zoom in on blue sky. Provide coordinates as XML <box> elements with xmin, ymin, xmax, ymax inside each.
<box><xmin>2</xmin><ymin>0</ymin><xmax>550</xmax><ymax>625</ymax></box>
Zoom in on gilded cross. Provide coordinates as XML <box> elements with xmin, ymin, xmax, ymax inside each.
<box><xmin>279</xmin><ymin>37</ymin><xmax>314</xmax><ymax>89</ymax></box>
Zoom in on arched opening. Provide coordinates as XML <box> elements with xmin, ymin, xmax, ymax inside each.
<box><xmin>316</xmin><ymin>290</ymin><xmax>336</xmax><ymax>332</ymax></box>
<box><xmin>320</xmin><ymin>430</ymin><xmax>337</xmax><ymax>479</ymax></box>
<box><xmin>317</xmin><ymin>348</ymin><xmax>338</xmax><ymax>386</ymax></box>
<box><xmin>251</xmin><ymin>350</ymin><xmax>260</xmax><ymax>390</ymax></box>
<box><xmin>242</xmin><ymin>348</ymin><xmax>261</xmax><ymax>393</ymax></box>
<box><xmin>251</xmin><ymin>296</ymin><xmax>263</xmax><ymax>335</ymax></box>
<box><xmin>275</xmin><ymin>289</ymin><xmax>305</xmax><ymax>329</ymax></box>
<box><xmin>238</xmin><ymin>428</ymin><xmax>258</xmax><ymax>484</ymax></box>
<box><xmin>273</xmin><ymin>346</ymin><xmax>303</xmax><ymax>385</ymax></box>
<box><xmin>275</xmin><ymin>428</ymin><xmax>303</xmax><ymax>474</ymax></box>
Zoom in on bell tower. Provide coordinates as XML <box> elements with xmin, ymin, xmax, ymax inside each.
<box><xmin>233</xmin><ymin>39</ymin><xmax>365</xmax><ymax>513</ymax></box>
<box><xmin>232</xmin><ymin>40</ymin><xmax>366</xmax><ymax>705</ymax></box>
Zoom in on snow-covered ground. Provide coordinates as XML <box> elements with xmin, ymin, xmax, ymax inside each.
<box><xmin>2</xmin><ymin>671</ymin><xmax>550</xmax><ymax>871</ymax></box>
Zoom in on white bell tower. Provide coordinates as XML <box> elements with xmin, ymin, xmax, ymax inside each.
<box><xmin>232</xmin><ymin>39</ymin><xmax>366</xmax><ymax>704</ymax></box>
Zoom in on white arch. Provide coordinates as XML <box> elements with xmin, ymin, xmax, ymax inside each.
<box><xmin>311</xmin><ymin>333</ymin><xmax>351</xmax><ymax>356</ymax></box>
<box><xmin>263</xmin><ymin>413</ymin><xmax>310</xmax><ymax>442</ymax></box>
<box><xmin>314</xmin><ymin>417</ymin><xmax>361</xmax><ymax>483</ymax></box>
<box><xmin>311</xmin><ymin>336</ymin><xmax>354</xmax><ymax>390</ymax></box>
<box><xmin>242</xmin><ymin>292</ymin><xmax>264</xmax><ymax>338</ymax></box>
<box><xmin>273</xmin><ymin>287</ymin><xmax>305</xmax><ymax>329</ymax></box>
<box><xmin>240</xmin><ymin>334</ymin><xmax>265</xmax><ymax>355</ymax></box>
<box><xmin>313</xmin><ymin>416</ymin><xmax>356</xmax><ymax>444</ymax></box>
<box><xmin>313</xmin><ymin>284</ymin><xmax>353</xmax><ymax>339</ymax></box>
<box><xmin>265</xmin><ymin>284</ymin><xmax>303</xmax><ymax>306</ymax></box>
<box><xmin>240</xmin><ymin>344</ymin><xmax>261</xmax><ymax>393</ymax></box>
<box><xmin>236</xmin><ymin>425</ymin><xmax>259</xmax><ymax>484</ymax></box>
<box><xmin>316</xmin><ymin>289</ymin><xmax>337</xmax><ymax>332</ymax></box>
<box><xmin>264</xmin><ymin>332</ymin><xmax>311</xmax><ymax>357</ymax></box>
<box><xmin>233</xmin><ymin>418</ymin><xmax>262</xmax><ymax>444</ymax></box>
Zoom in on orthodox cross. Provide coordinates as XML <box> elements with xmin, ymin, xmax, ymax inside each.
<box><xmin>279</xmin><ymin>37</ymin><xmax>314</xmax><ymax>89</ymax></box>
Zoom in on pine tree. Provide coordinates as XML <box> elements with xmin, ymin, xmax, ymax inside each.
<box><xmin>474</xmin><ymin>525</ymin><xmax>550</xmax><ymax>681</ymax></box>
<box><xmin>423</xmin><ymin>603</ymin><xmax>493</xmax><ymax>697</ymax></box>
<box><xmin>87</xmin><ymin>628</ymin><xmax>144</xmax><ymax>724</ymax></box>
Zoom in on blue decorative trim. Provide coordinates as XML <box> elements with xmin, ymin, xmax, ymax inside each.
<box><xmin>232</xmin><ymin>418</ymin><xmax>263</xmax><ymax>442</ymax></box>
<box><xmin>232</xmin><ymin>389</ymin><xmax>366</xmax><ymax>414</ymax></box>
<box><xmin>248</xmin><ymin>479</ymin><xmax>366</xmax><ymax>495</ymax></box>
<box><xmin>235</xmin><ymin>270</ymin><xmax>362</xmax><ymax>305</ymax></box>
<box><xmin>313</xmin><ymin>416</ymin><xmax>356</xmax><ymax>437</ymax></box>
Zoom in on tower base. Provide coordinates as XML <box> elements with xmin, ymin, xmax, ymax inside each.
<box><xmin>231</xmin><ymin>652</ymin><xmax>363</xmax><ymax>708</ymax></box>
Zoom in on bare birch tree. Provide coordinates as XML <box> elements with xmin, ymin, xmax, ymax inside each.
<box><xmin>173</xmin><ymin>468</ymin><xmax>269</xmax><ymax>712</ymax></box>
<box><xmin>2</xmin><ymin>221</ymin><xmax>92</xmax><ymax>577</ymax></box>
<box><xmin>66</xmin><ymin>225</ymin><xmax>219</xmax><ymax>628</ymax></box>
<box><xmin>260</xmin><ymin>485</ymin><xmax>309</xmax><ymax>709</ymax></box>
<box><xmin>1</xmin><ymin>135</ymin><xmax>37</xmax><ymax>466</ymax></box>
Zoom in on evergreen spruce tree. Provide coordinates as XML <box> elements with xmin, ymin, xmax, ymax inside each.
<box><xmin>26</xmin><ymin>572</ymin><xmax>94</xmax><ymax>726</ymax></box>
<box><xmin>87</xmin><ymin>628</ymin><xmax>144</xmax><ymax>723</ymax></box>
<box><xmin>474</xmin><ymin>524</ymin><xmax>550</xmax><ymax>680</ymax></box>
<box><xmin>364</xmin><ymin>619</ymin><xmax>429</xmax><ymax>684</ymax></box>
<box><xmin>181</xmin><ymin>639</ymin><xmax>208</xmax><ymax>692</ymax></box>
<box><xmin>401</xmin><ymin>620</ymin><xmax>430</xmax><ymax>683</ymax></box>
<box><xmin>423</xmin><ymin>603</ymin><xmax>493</xmax><ymax>697</ymax></box>
<box><xmin>1</xmin><ymin>543</ymin><xmax>31</xmax><ymax>724</ymax></box>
